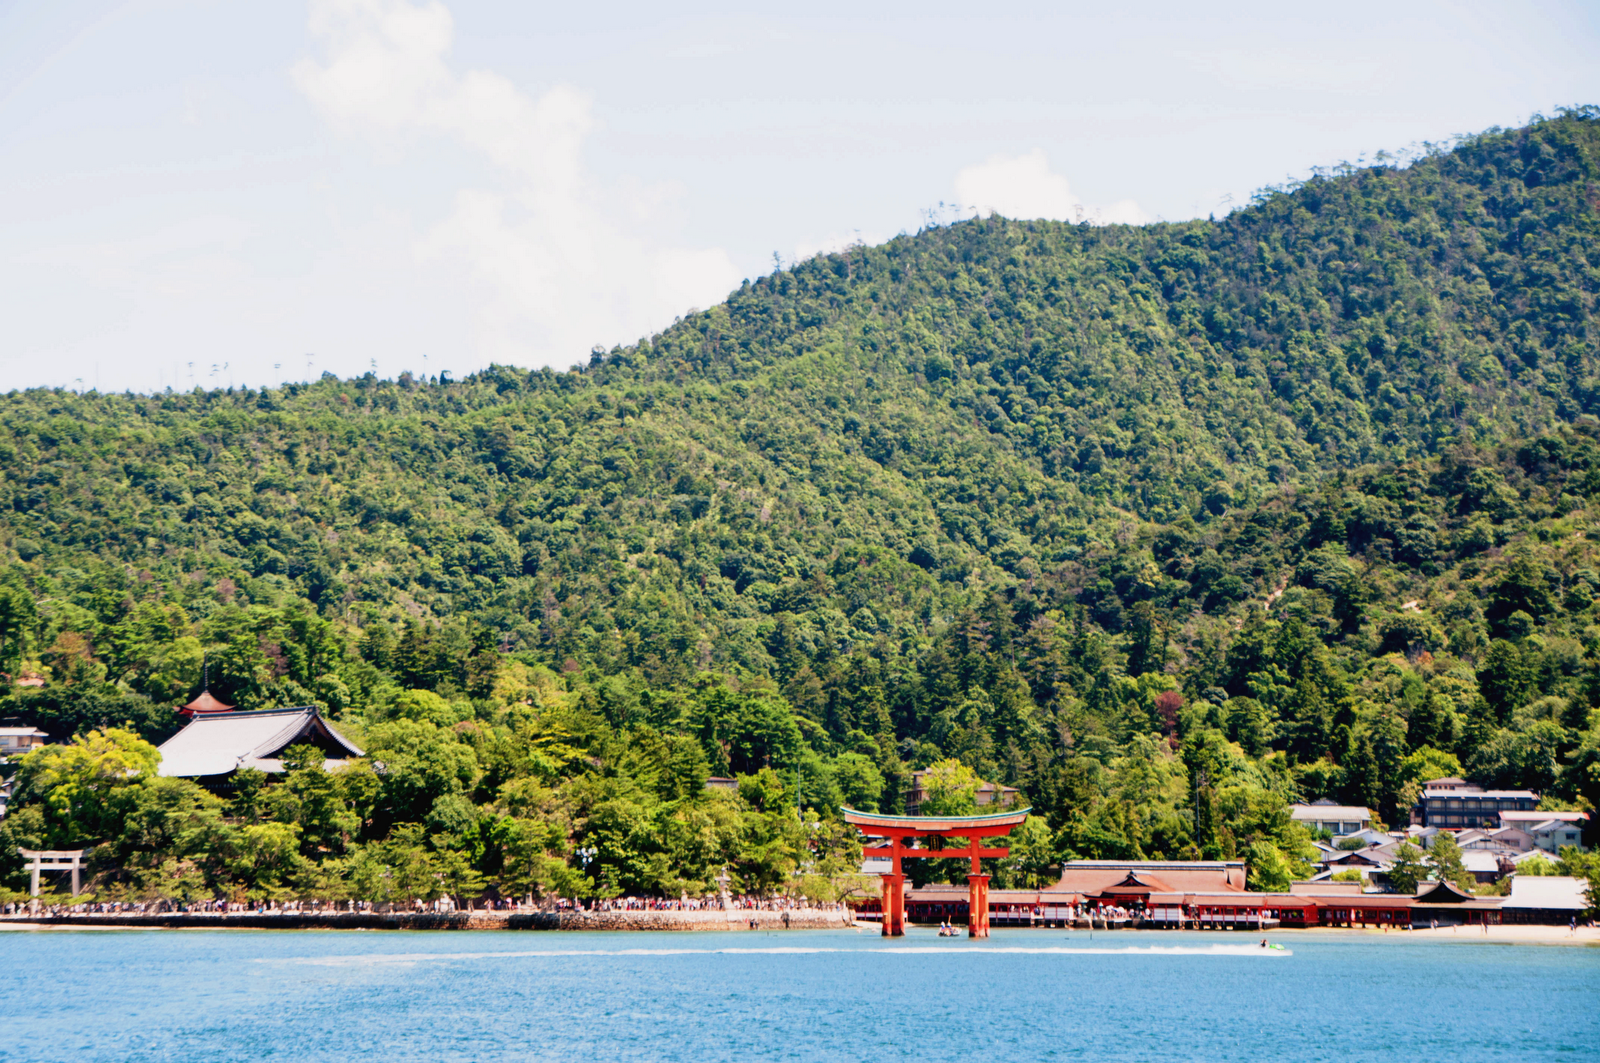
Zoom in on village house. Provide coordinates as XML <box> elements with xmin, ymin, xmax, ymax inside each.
<box><xmin>1456</xmin><ymin>827</ymin><xmax>1534</xmax><ymax>851</ymax></box>
<box><xmin>1460</xmin><ymin>849</ymin><xmax>1516</xmax><ymax>884</ymax></box>
<box><xmin>1289</xmin><ymin>799</ymin><xmax>1372</xmax><ymax>836</ymax></box>
<box><xmin>1316</xmin><ymin>846</ymin><xmax>1390</xmax><ymax>877</ymax></box>
<box><xmin>1499</xmin><ymin>809</ymin><xmax>1586</xmax><ymax>832</ymax></box>
<box><xmin>1527</xmin><ymin>819</ymin><xmax>1587</xmax><ymax>853</ymax></box>
<box><xmin>0</xmin><ymin>725</ymin><xmax>48</xmax><ymax>759</ymax></box>
<box><xmin>1509</xmin><ymin>849</ymin><xmax>1559</xmax><ymax>870</ymax></box>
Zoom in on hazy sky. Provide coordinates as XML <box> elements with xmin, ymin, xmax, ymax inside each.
<box><xmin>1</xmin><ymin>0</ymin><xmax>1597</xmax><ymax>393</ymax></box>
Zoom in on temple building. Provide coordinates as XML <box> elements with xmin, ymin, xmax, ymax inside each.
<box><xmin>1048</xmin><ymin>859</ymin><xmax>1248</xmax><ymax>898</ymax></box>
<box><xmin>156</xmin><ymin>705</ymin><xmax>364</xmax><ymax>790</ymax></box>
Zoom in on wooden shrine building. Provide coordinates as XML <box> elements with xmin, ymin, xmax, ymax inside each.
<box><xmin>843</xmin><ymin>806</ymin><xmax>1030</xmax><ymax>938</ymax></box>
<box><xmin>156</xmin><ymin>705</ymin><xmax>364</xmax><ymax>791</ymax></box>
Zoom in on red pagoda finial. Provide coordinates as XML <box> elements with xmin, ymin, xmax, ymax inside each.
<box><xmin>177</xmin><ymin>690</ymin><xmax>234</xmax><ymax>717</ymax></box>
<box><xmin>177</xmin><ymin>654</ymin><xmax>233</xmax><ymax>717</ymax></box>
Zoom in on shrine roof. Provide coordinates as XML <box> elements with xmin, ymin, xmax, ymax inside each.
<box><xmin>157</xmin><ymin>706</ymin><xmax>363</xmax><ymax>778</ymax></box>
<box><xmin>1046</xmin><ymin>861</ymin><xmax>1247</xmax><ymax>895</ymax></box>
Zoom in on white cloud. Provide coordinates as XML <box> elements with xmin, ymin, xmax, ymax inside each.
<box><xmin>293</xmin><ymin>0</ymin><xmax>740</xmax><ymax>366</ymax></box>
<box><xmin>954</xmin><ymin>149</ymin><xmax>1150</xmax><ymax>225</ymax></box>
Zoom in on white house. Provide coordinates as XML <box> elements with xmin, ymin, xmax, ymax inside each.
<box><xmin>0</xmin><ymin>726</ymin><xmax>48</xmax><ymax>758</ymax></box>
<box><xmin>1499</xmin><ymin>809</ymin><xmax>1586</xmax><ymax>832</ymax></box>
<box><xmin>1456</xmin><ymin>827</ymin><xmax>1534</xmax><ymax>852</ymax></box>
<box><xmin>1527</xmin><ymin>819</ymin><xmax>1587</xmax><ymax>854</ymax></box>
<box><xmin>1290</xmin><ymin>800</ymin><xmax>1373</xmax><ymax>836</ymax></box>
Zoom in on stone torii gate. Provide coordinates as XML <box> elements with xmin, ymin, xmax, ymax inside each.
<box><xmin>17</xmin><ymin>849</ymin><xmax>87</xmax><ymax>913</ymax></box>
<box><xmin>843</xmin><ymin>807</ymin><xmax>1030</xmax><ymax>938</ymax></box>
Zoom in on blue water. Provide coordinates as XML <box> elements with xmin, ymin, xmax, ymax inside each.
<box><xmin>1</xmin><ymin>927</ymin><xmax>1595</xmax><ymax>1062</ymax></box>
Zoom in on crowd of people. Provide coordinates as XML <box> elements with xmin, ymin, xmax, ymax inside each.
<box><xmin>2</xmin><ymin>893</ymin><xmax>853</xmax><ymax>918</ymax></box>
<box><xmin>574</xmin><ymin>895</ymin><xmax>847</xmax><ymax>913</ymax></box>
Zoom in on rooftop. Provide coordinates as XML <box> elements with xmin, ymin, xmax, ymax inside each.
<box><xmin>1047</xmin><ymin>860</ymin><xmax>1247</xmax><ymax>896</ymax></box>
<box><xmin>1290</xmin><ymin>804</ymin><xmax>1372</xmax><ymax>820</ymax></box>
<box><xmin>157</xmin><ymin>706</ymin><xmax>363</xmax><ymax>778</ymax></box>
<box><xmin>1422</xmin><ymin>788</ymin><xmax>1538</xmax><ymax>799</ymax></box>
<box><xmin>1500</xmin><ymin>810</ymin><xmax>1587</xmax><ymax>822</ymax></box>
<box><xmin>1505</xmin><ymin>876</ymin><xmax>1588</xmax><ymax>910</ymax></box>
<box><xmin>1527</xmin><ymin>819</ymin><xmax>1586</xmax><ymax>835</ymax></box>
<box><xmin>1459</xmin><ymin>850</ymin><xmax>1512</xmax><ymax>872</ymax></box>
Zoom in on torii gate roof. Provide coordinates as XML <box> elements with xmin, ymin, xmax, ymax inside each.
<box><xmin>842</xmin><ymin>807</ymin><xmax>1031</xmax><ymax>835</ymax></box>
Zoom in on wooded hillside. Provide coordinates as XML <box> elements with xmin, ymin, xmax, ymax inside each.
<box><xmin>2</xmin><ymin>110</ymin><xmax>1598</xmax><ymax>904</ymax></box>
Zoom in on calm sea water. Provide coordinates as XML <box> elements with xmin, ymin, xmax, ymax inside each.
<box><xmin>2</xmin><ymin>927</ymin><xmax>1595</xmax><ymax>1062</ymax></box>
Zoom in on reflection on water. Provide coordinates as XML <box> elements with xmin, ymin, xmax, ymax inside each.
<box><xmin>0</xmin><ymin>928</ymin><xmax>1592</xmax><ymax>1062</ymax></box>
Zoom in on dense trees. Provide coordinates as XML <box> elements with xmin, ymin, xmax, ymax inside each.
<box><xmin>2</xmin><ymin>111</ymin><xmax>1600</xmax><ymax>902</ymax></box>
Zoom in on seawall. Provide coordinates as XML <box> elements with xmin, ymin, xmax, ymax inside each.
<box><xmin>0</xmin><ymin>908</ymin><xmax>856</xmax><ymax>932</ymax></box>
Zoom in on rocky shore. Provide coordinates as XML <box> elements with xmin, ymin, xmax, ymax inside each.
<box><xmin>0</xmin><ymin>907</ymin><xmax>856</xmax><ymax>932</ymax></box>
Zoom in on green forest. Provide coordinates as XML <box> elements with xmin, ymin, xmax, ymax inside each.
<box><xmin>2</xmin><ymin>109</ymin><xmax>1600</xmax><ymax>906</ymax></box>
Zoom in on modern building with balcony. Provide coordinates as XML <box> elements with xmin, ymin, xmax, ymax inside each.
<box><xmin>1414</xmin><ymin>777</ymin><xmax>1537</xmax><ymax>829</ymax></box>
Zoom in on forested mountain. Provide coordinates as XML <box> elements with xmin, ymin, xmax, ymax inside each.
<box><xmin>2</xmin><ymin>110</ymin><xmax>1599</xmax><ymax>904</ymax></box>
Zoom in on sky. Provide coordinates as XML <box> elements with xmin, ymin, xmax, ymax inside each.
<box><xmin>0</xmin><ymin>0</ymin><xmax>1597</xmax><ymax>394</ymax></box>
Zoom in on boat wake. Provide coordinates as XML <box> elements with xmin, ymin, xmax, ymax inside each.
<box><xmin>264</xmin><ymin>943</ymin><xmax>1290</xmax><ymax>966</ymax></box>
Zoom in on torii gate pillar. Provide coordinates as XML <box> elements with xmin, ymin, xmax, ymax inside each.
<box><xmin>968</xmin><ymin>874</ymin><xmax>991</xmax><ymax>938</ymax></box>
<box><xmin>880</xmin><ymin>873</ymin><xmax>906</xmax><ymax>938</ymax></box>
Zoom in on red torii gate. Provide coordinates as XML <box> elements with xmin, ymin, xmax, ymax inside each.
<box><xmin>843</xmin><ymin>807</ymin><xmax>1031</xmax><ymax>938</ymax></box>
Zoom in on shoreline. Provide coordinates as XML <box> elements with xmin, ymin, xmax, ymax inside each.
<box><xmin>2</xmin><ymin>911</ymin><xmax>1593</xmax><ymax>945</ymax></box>
<box><xmin>0</xmin><ymin>908</ymin><xmax>855</xmax><ymax>933</ymax></box>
